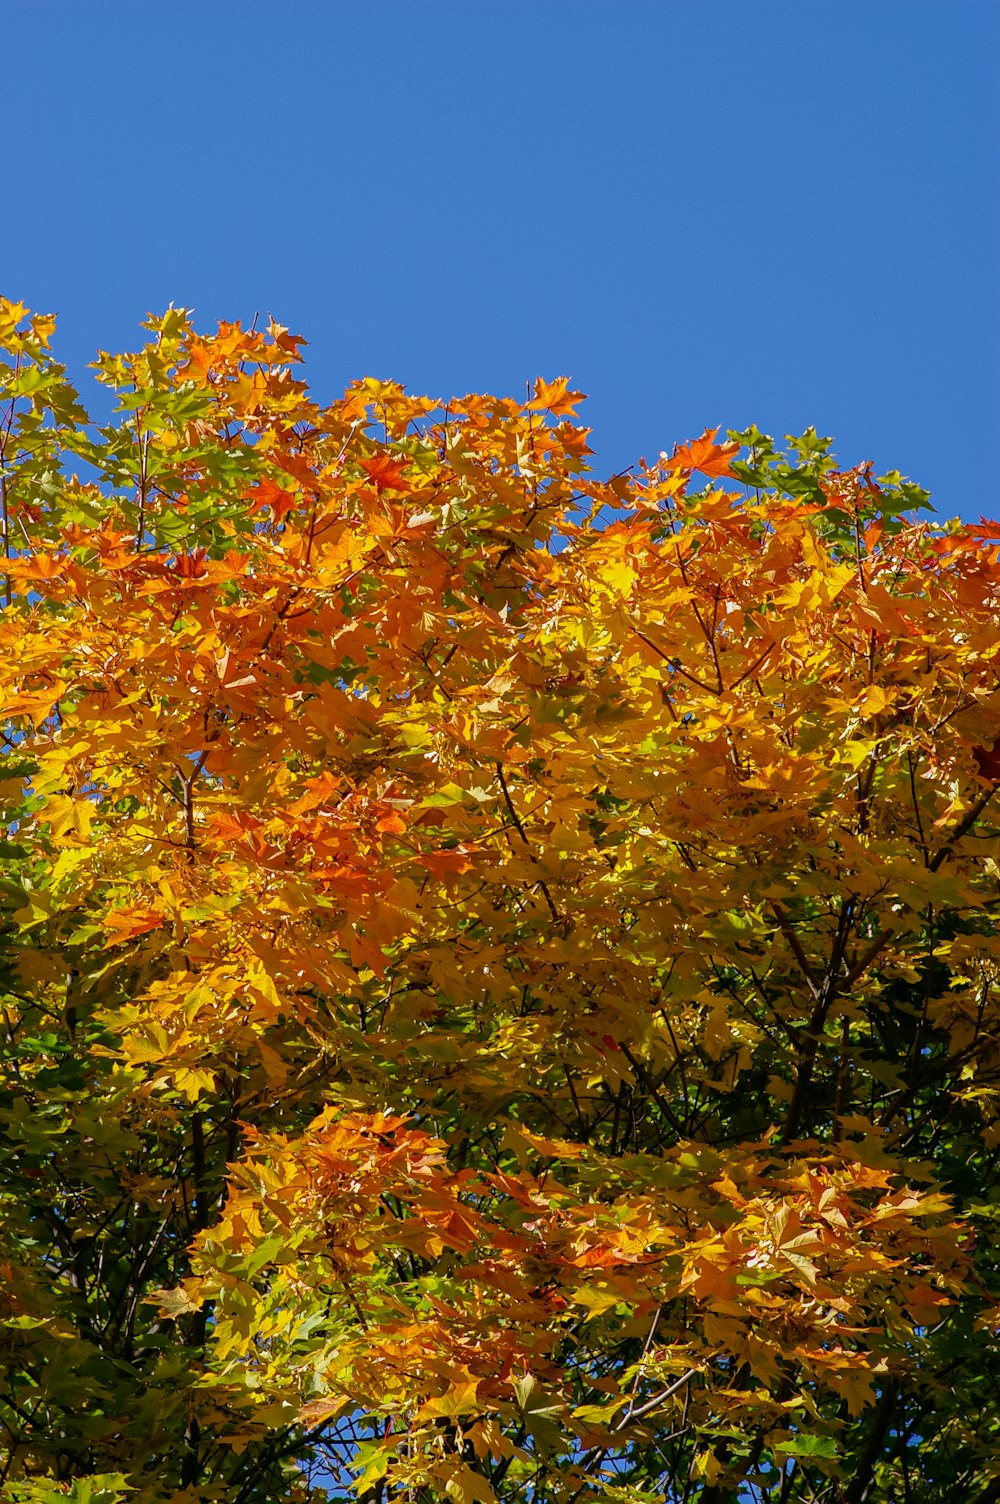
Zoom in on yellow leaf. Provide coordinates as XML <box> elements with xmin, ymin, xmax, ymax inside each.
<box><xmin>704</xmin><ymin>1004</ymin><xmax>734</xmax><ymax>1061</ymax></box>
<box><xmin>44</xmin><ymin>793</ymin><xmax>95</xmax><ymax>847</ymax></box>
<box><xmin>147</xmin><ymin>1282</ymin><xmax>205</xmax><ymax>1318</ymax></box>
<box><xmin>172</xmin><ymin>1067</ymin><xmax>216</xmax><ymax>1103</ymax></box>
<box><xmin>417</xmin><ymin>1369</ymin><xmax>482</xmax><ymax>1421</ymax></box>
<box><xmin>693</xmin><ymin>1449</ymin><xmax>724</xmax><ymax>1485</ymax></box>
<box><xmin>441</xmin><ymin>1463</ymin><xmax>497</xmax><ymax>1504</ymax></box>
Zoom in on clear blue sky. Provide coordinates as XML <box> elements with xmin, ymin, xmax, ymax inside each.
<box><xmin>6</xmin><ymin>0</ymin><xmax>997</xmax><ymax>517</ymax></box>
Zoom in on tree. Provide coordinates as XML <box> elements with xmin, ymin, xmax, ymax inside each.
<box><xmin>1</xmin><ymin>297</ymin><xmax>999</xmax><ymax>1504</ymax></box>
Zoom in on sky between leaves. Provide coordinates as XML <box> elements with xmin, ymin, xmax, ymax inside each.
<box><xmin>4</xmin><ymin>0</ymin><xmax>998</xmax><ymax>519</ymax></box>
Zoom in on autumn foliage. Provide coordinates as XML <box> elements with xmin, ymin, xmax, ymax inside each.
<box><xmin>2</xmin><ymin>298</ymin><xmax>1000</xmax><ymax>1503</ymax></box>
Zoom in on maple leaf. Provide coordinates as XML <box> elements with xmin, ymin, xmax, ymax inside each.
<box><xmin>972</xmin><ymin>735</ymin><xmax>1000</xmax><ymax>783</ymax></box>
<box><xmin>8</xmin><ymin>552</ymin><xmax>71</xmax><ymax>581</ymax></box>
<box><xmin>662</xmin><ymin>426</ymin><xmax>739</xmax><ymax>478</ymax></box>
<box><xmin>527</xmin><ymin>376</ymin><xmax>584</xmax><ymax>417</ymax></box>
<box><xmin>246</xmin><ymin>477</ymin><xmax>297</xmax><ymax>519</ymax></box>
<box><xmin>418</xmin><ymin>845</ymin><xmax>479</xmax><ymax>877</ymax></box>
<box><xmin>102</xmin><ymin>906</ymin><xmax>166</xmax><ymax>946</ymax></box>
<box><xmin>359</xmin><ymin>453</ymin><xmax>413</xmax><ymax>492</ymax></box>
<box><xmin>44</xmin><ymin>793</ymin><xmax>96</xmax><ymax>847</ymax></box>
<box><xmin>147</xmin><ymin>1282</ymin><xmax>205</xmax><ymax>1318</ymax></box>
<box><xmin>417</xmin><ymin>1368</ymin><xmax>482</xmax><ymax>1420</ymax></box>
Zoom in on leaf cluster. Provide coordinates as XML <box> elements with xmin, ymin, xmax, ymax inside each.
<box><xmin>1</xmin><ymin>299</ymin><xmax>999</xmax><ymax>1504</ymax></box>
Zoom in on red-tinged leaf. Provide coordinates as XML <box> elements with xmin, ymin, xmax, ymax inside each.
<box><xmin>970</xmin><ymin>518</ymin><xmax>1000</xmax><ymax>540</ymax></box>
<box><xmin>418</xmin><ymin>846</ymin><xmax>479</xmax><ymax>877</ymax></box>
<box><xmin>347</xmin><ymin>929</ymin><xmax>388</xmax><ymax>976</ymax></box>
<box><xmin>103</xmin><ymin>907</ymin><xmax>165</xmax><ymax>947</ymax></box>
<box><xmin>973</xmin><ymin>737</ymin><xmax>1000</xmax><ymax>783</ymax></box>
<box><xmin>169</xmin><ymin>548</ymin><xmax>208</xmax><ymax>579</ymax></box>
<box><xmin>287</xmin><ymin>772</ymin><xmax>342</xmax><ymax>817</ymax></box>
<box><xmin>185</xmin><ymin>339</ymin><xmax>215</xmax><ymax>378</ymax></box>
<box><xmin>246</xmin><ymin>478</ymin><xmax>297</xmax><ymax>519</ymax></box>
<box><xmin>663</xmin><ymin>426</ymin><xmax>739</xmax><ymax>479</ymax></box>
<box><xmin>271</xmin><ymin>448</ymin><xmax>320</xmax><ymax>488</ymax></box>
<box><xmin>360</xmin><ymin>453</ymin><xmax>413</xmax><ymax>492</ymax></box>
<box><xmin>209</xmin><ymin>809</ymin><xmax>262</xmax><ymax>840</ymax></box>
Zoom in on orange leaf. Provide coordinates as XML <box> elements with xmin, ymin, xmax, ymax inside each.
<box><xmin>103</xmin><ymin>907</ymin><xmax>165</xmax><ymax>947</ymax></box>
<box><xmin>360</xmin><ymin>454</ymin><xmax>413</xmax><ymax>493</ymax></box>
<box><xmin>418</xmin><ymin>846</ymin><xmax>478</xmax><ymax>877</ymax></box>
<box><xmin>663</xmin><ymin>427</ymin><xmax>739</xmax><ymax>479</ymax></box>
<box><xmin>527</xmin><ymin>376</ymin><xmax>584</xmax><ymax>417</ymax></box>
<box><xmin>246</xmin><ymin>478</ymin><xmax>297</xmax><ymax>520</ymax></box>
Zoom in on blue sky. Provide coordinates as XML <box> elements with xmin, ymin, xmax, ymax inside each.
<box><xmin>5</xmin><ymin>0</ymin><xmax>997</xmax><ymax>518</ymax></box>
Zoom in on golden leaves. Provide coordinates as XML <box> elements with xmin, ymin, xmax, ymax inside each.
<box><xmin>6</xmin><ymin>299</ymin><xmax>1000</xmax><ymax>1501</ymax></box>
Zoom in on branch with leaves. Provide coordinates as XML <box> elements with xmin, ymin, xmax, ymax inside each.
<box><xmin>1</xmin><ymin>299</ymin><xmax>999</xmax><ymax>1503</ymax></box>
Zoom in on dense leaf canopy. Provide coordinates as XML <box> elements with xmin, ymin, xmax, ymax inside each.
<box><xmin>2</xmin><ymin>299</ymin><xmax>1000</xmax><ymax>1503</ymax></box>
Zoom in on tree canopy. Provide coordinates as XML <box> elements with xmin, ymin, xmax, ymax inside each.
<box><xmin>2</xmin><ymin>298</ymin><xmax>1000</xmax><ymax>1503</ymax></box>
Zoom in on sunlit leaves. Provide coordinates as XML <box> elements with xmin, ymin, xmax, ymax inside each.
<box><xmin>1</xmin><ymin>303</ymin><xmax>999</xmax><ymax>1504</ymax></box>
